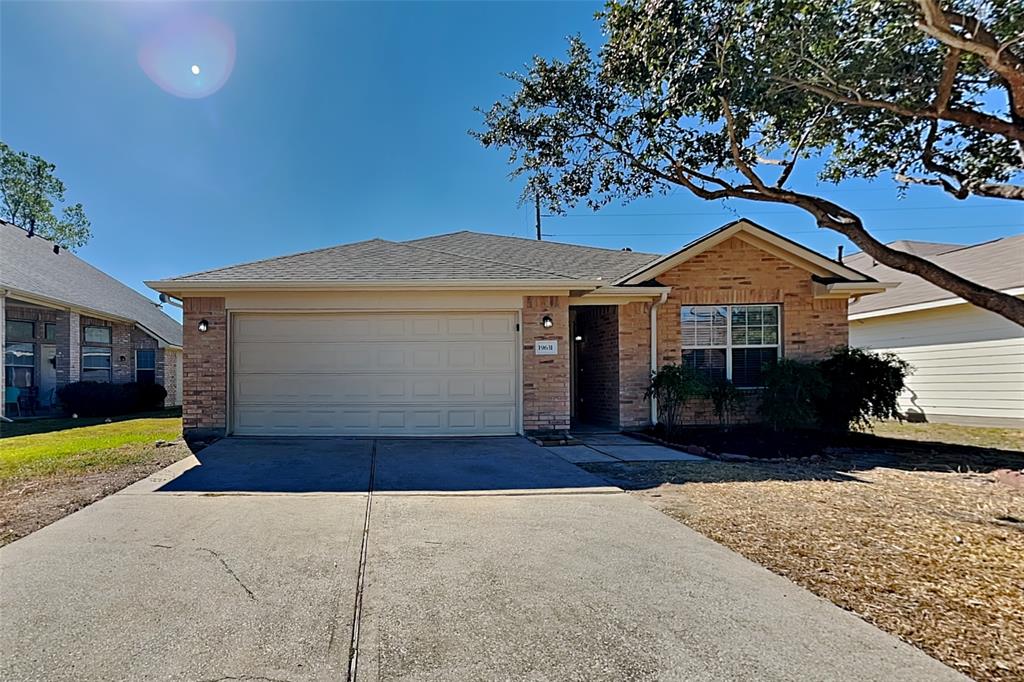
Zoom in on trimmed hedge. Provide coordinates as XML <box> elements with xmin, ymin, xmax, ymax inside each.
<box><xmin>57</xmin><ymin>381</ymin><xmax>167</xmax><ymax>418</ymax></box>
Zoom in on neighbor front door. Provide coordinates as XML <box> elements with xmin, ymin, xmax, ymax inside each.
<box><xmin>39</xmin><ymin>344</ymin><xmax>57</xmax><ymax>406</ymax></box>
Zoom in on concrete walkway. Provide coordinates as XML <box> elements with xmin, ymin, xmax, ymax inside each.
<box><xmin>0</xmin><ymin>437</ymin><xmax>965</xmax><ymax>681</ymax></box>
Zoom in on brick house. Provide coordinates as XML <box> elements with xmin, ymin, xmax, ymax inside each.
<box><xmin>1</xmin><ymin>221</ymin><xmax>183</xmax><ymax>416</ymax></box>
<box><xmin>146</xmin><ymin>220</ymin><xmax>890</xmax><ymax>440</ymax></box>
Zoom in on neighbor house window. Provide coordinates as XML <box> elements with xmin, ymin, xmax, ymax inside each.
<box><xmin>4</xmin><ymin>342</ymin><xmax>35</xmax><ymax>388</ymax></box>
<box><xmin>83</xmin><ymin>325</ymin><xmax>112</xmax><ymax>344</ymax></box>
<box><xmin>5</xmin><ymin>320</ymin><xmax>34</xmax><ymax>340</ymax></box>
<box><xmin>136</xmin><ymin>349</ymin><xmax>156</xmax><ymax>384</ymax></box>
<box><xmin>44</xmin><ymin>323</ymin><xmax>57</xmax><ymax>341</ymax></box>
<box><xmin>81</xmin><ymin>346</ymin><xmax>112</xmax><ymax>382</ymax></box>
<box><xmin>681</xmin><ymin>304</ymin><xmax>780</xmax><ymax>388</ymax></box>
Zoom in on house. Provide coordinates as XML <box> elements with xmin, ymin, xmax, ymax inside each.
<box><xmin>847</xmin><ymin>236</ymin><xmax>1024</xmax><ymax>427</ymax></box>
<box><xmin>145</xmin><ymin>220</ymin><xmax>888</xmax><ymax>440</ymax></box>
<box><xmin>1</xmin><ymin>221</ymin><xmax>183</xmax><ymax>415</ymax></box>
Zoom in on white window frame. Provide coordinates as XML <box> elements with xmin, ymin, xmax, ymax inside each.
<box><xmin>681</xmin><ymin>304</ymin><xmax>782</xmax><ymax>387</ymax></box>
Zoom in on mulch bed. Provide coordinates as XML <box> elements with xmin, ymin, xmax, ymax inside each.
<box><xmin>583</xmin><ymin>449</ymin><xmax>1024</xmax><ymax>682</ymax></box>
<box><xmin>0</xmin><ymin>443</ymin><xmax>190</xmax><ymax>546</ymax></box>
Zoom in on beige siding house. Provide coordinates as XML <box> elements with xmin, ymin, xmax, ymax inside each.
<box><xmin>147</xmin><ymin>220</ymin><xmax>889</xmax><ymax>441</ymax></box>
<box><xmin>847</xmin><ymin>237</ymin><xmax>1024</xmax><ymax>427</ymax></box>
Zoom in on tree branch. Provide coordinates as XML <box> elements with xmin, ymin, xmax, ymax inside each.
<box><xmin>778</xmin><ymin>78</ymin><xmax>1024</xmax><ymax>141</ymax></box>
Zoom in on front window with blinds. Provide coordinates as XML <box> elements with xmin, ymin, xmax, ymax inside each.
<box><xmin>681</xmin><ymin>305</ymin><xmax>780</xmax><ymax>388</ymax></box>
<box><xmin>82</xmin><ymin>346</ymin><xmax>112</xmax><ymax>382</ymax></box>
<box><xmin>136</xmin><ymin>350</ymin><xmax>156</xmax><ymax>384</ymax></box>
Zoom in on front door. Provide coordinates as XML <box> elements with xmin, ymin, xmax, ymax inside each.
<box><xmin>39</xmin><ymin>344</ymin><xmax>57</xmax><ymax>406</ymax></box>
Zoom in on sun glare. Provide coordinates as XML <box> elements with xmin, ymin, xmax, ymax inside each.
<box><xmin>191</xmin><ymin>64</ymin><xmax>201</xmax><ymax>75</ymax></box>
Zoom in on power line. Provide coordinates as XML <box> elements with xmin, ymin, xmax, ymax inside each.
<box><xmin>546</xmin><ymin>223</ymin><xmax>1022</xmax><ymax>237</ymax></box>
<box><xmin>543</xmin><ymin>204</ymin><xmax>1014</xmax><ymax>218</ymax></box>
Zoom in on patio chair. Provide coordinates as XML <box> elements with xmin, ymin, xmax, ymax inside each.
<box><xmin>4</xmin><ymin>386</ymin><xmax>21</xmax><ymax>417</ymax></box>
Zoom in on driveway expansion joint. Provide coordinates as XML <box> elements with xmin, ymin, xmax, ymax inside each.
<box><xmin>346</xmin><ymin>438</ymin><xmax>376</xmax><ymax>682</ymax></box>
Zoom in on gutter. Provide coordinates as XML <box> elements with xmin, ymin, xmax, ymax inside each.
<box><xmin>144</xmin><ymin>278</ymin><xmax>605</xmax><ymax>295</ymax></box>
<box><xmin>649</xmin><ymin>290</ymin><xmax>668</xmax><ymax>425</ymax></box>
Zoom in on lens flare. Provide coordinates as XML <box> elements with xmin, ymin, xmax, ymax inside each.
<box><xmin>139</xmin><ymin>15</ymin><xmax>235</xmax><ymax>99</ymax></box>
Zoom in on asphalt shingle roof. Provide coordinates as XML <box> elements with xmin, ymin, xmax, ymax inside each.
<box><xmin>173</xmin><ymin>237</ymin><xmax>582</xmax><ymax>282</ymax></box>
<box><xmin>166</xmin><ymin>231</ymin><xmax>660</xmax><ymax>283</ymax></box>
<box><xmin>846</xmin><ymin>235</ymin><xmax>1024</xmax><ymax>315</ymax></box>
<box><xmin>1</xmin><ymin>222</ymin><xmax>182</xmax><ymax>346</ymax></box>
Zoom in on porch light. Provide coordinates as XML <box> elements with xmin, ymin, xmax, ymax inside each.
<box><xmin>541</xmin><ymin>315</ymin><xmax>553</xmax><ymax>328</ymax></box>
<box><xmin>197</xmin><ymin>319</ymin><xmax>210</xmax><ymax>333</ymax></box>
<box><xmin>574</xmin><ymin>335</ymin><xmax>583</xmax><ymax>342</ymax></box>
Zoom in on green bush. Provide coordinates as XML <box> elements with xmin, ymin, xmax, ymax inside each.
<box><xmin>758</xmin><ymin>359</ymin><xmax>827</xmax><ymax>431</ymax></box>
<box><xmin>817</xmin><ymin>346</ymin><xmax>911</xmax><ymax>431</ymax></box>
<box><xmin>57</xmin><ymin>381</ymin><xmax>167</xmax><ymax>418</ymax></box>
<box><xmin>707</xmin><ymin>378</ymin><xmax>744</xmax><ymax>427</ymax></box>
<box><xmin>646</xmin><ymin>364</ymin><xmax>708</xmax><ymax>436</ymax></box>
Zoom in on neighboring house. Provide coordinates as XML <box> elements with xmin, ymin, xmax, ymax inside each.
<box><xmin>1</xmin><ymin>221</ymin><xmax>183</xmax><ymax>415</ymax></box>
<box><xmin>146</xmin><ymin>219</ymin><xmax>889</xmax><ymax>440</ymax></box>
<box><xmin>847</xmin><ymin>236</ymin><xmax>1024</xmax><ymax>428</ymax></box>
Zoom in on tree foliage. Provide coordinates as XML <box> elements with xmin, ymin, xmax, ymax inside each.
<box><xmin>0</xmin><ymin>141</ymin><xmax>91</xmax><ymax>250</ymax></box>
<box><xmin>475</xmin><ymin>0</ymin><xmax>1024</xmax><ymax>325</ymax></box>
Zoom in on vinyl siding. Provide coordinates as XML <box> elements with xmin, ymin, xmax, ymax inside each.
<box><xmin>850</xmin><ymin>302</ymin><xmax>1024</xmax><ymax>426</ymax></box>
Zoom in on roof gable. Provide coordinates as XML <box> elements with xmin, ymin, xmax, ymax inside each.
<box><xmin>615</xmin><ymin>219</ymin><xmax>874</xmax><ymax>285</ymax></box>
<box><xmin>1</xmin><ymin>222</ymin><xmax>182</xmax><ymax>347</ymax></box>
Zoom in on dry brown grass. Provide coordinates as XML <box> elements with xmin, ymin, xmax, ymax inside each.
<box><xmin>586</xmin><ymin>454</ymin><xmax>1024</xmax><ymax>682</ymax></box>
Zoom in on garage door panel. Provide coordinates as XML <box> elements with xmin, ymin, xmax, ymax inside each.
<box><xmin>231</xmin><ymin>312</ymin><xmax>518</xmax><ymax>436</ymax></box>
<box><xmin>234</xmin><ymin>373</ymin><xmax>514</xmax><ymax>404</ymax></box>
<box><xmin>235</xmin><ymin>341</ymin><xmax>515</xmax><ymax>374</ymax></box>
<box><xmin>233</xmin><ymin>404</ymin><xmax>517</xmax><ymax>436</ymax></box>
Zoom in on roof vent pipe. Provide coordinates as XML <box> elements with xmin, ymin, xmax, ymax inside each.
<box><xmin>836</xmin><ymin>245</ymin><xmax>844</xmax><ymax>263</ymax></box>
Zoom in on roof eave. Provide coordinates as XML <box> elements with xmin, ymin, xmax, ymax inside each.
<box><xmin>812</xmin><ymin>281</ymin><xmax>901</xmax><ymax>300</ymax></box>
<box><xmin>850</xmin><ymin>286</ymin><xmax>1024</xmax><ymax>320</ymax></box>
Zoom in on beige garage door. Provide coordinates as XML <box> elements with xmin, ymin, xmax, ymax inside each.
<box><xmin>231</xmin><ymin>312</ymin><xmax>518</xmax><ymax>436</ymax></box>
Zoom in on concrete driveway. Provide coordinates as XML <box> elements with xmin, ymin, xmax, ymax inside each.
<box><xmin>0</xmin><ymin>437</ymin><xmax>964</xmax><ymax>681</ymax></box>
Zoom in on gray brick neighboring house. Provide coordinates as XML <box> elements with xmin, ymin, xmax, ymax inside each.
<box><xmin>1</xmin><ymin>221</ymin><xmax>183</xmax><ymax>417</ymax></box>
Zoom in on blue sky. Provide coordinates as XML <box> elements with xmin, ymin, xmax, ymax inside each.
<box><xmin>3</xmin><ymin>1</ymin><xmax>1020</xmax><ymax>324</ymax></box>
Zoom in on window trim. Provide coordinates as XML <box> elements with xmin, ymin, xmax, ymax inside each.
<box><xmin>681</xmin><ymin>304</ymin><xmax>782</xmax><ymax>388</ymax></box>
<box><xmin>136</xmin><ymin>349</ymin><xmax>156</xmax><ymax>384</ymax></box>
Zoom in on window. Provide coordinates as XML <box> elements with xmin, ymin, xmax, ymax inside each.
<box><xmin>136</xmin><ymin>349</ymin><xmax>156</xmax><ymax>384</ymax></box>
<box><xmin>5</xmin><ymin>320</ymin><xmax>34</xmax><ymax>340</ymax></box>
<box><xmin>81</xmin><ymin>346</ymin><xmax>112</xmax><ymax>382</ymax></box>
<box><xmin>4</xmin><ymin>342</ymin><xmax>35</xmax><ymax>388</ymax></box>
<box><xmin>681</xmin><ymin>304</ymin><xmax>780</xmax><ymax>388</ymax></box>
<box><xmin>44</xmin><ymin>323</ymin><xmax>57</xmax><ymax>341</ymax></box>
<box><xmin>84</xmin><ymin>325</ymin><xmax>112</xmax><ymax>344</ymax></box>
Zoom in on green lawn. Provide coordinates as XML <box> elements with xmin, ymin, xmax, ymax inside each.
<box><xmin>0</xmin><ymin>415</ymin><xmax>183</xmax><ymax>482</ymax></box>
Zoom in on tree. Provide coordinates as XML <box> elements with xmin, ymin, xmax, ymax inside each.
<box><xmin>0</xmin><ymin>141</ymin><xmax>91</xmax><ymax>250</ymax></box>
<box><xmin>474</xmin><ymin>0</ymin><xmax>1024</xmax><ymax>325</ymax></box>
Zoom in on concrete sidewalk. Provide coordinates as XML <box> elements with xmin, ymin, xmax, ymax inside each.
<box><xmin>0</xmin><ymin>436</ymin><xmax>965</xmax><ymax>681</ymax></box>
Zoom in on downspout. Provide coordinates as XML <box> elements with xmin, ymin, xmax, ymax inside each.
<box><xmin>649</xmin><ymin>291</ymin><xmax>668</xmax><ymax>425</ymax></box>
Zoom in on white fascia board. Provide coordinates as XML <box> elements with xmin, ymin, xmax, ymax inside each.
<box><xmin>813</xmin><ymin>281</ymin><xmax>901</xmax><ymax>299</ymax></box>
<box><xmin>144</xmin><ymin>278</ymin><xmax>603</xmax><ymax>295</ymax></box>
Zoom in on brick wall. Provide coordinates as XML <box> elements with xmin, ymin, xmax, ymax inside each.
<box><xmin>522</xmin><ymin>295</ymin><xmax>570</xmax><ymax>433</ymax></box>
<box><xmin>164</xmin><ymin>349</ymin><xmax>181</xmax><ymax>406</ymax></box>
<box><xmin>617</xmin><ymin>301</ymin><xmax>652</xmax><ymax>429</ymax></box>
<box><xmin>183</xmin><ymin>297</ymin><xmax>227</xmax><ymax>438</ymax></box>
<box><xmin>653</xmin><ymin>236</ymin><xmax>849</xmax><ymax>425</ymax></box>
<box><xmin>572</xmin><ymin>306</ymin><xmax>619</xmax><ymax>426</ymax></box>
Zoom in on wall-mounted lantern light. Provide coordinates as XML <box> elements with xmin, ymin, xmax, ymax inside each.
<box><xmin>574</xmin><ymin>335</ymin><xmax>583</xmax><ymax>342</ymax></box>
<box><xmin>197</xmin><ymin>319</ymin><xmax>210</xmax><ymax>333</ymax></box>
<box><xmin>541</xmin><ymin>315</ymin><xmax>553</xmax><ymax>328</ymax></box>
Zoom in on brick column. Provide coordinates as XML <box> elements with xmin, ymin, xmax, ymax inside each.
<box><xmin>522</xmin><ymin>295</ymin><xmax>570</xmax><ymax>433</ymax></box>
<box><xmin>617</xmin><ymin>301</ymin><xmax>652</xmax><ymax>430</ymax></box>
<box><xmin>183</xmin><ymin>297</ymin><xmax>227</xmax><ymax>441</ymax></box>
<box><xmin>55</xmin><ymin>311</ymin><xmax>80</xmax><ymax>387</ymax></box>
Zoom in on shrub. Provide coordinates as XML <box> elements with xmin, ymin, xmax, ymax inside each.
<box><xmin>707</xmin><ymin>378</ymin><xmax>744</xmax><ymax>427</ymax></box>
<box><xmin>57</xmin><ymin>381</ymin><xmax>167</xmax><ymax>417</ymax></box>
<box><xmin>646</xmin><ymin>364</ymin><xmax>708</xmax><ymax>437</ymax></box>
<box><xmin>817</xmin><ymin>346</ymin><xmax>911</xmax><ymax>431</ymax></box>
<box><xmin>758</xmin><ymin>359</ymin><xmax>827</xmax><ymax>431</ymax></box>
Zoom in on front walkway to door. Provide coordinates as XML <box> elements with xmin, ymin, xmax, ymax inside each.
<box><xmin>0</xmin><ymin>437</ymin><xmax>965</xmax><ymax>681</ymax></box>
